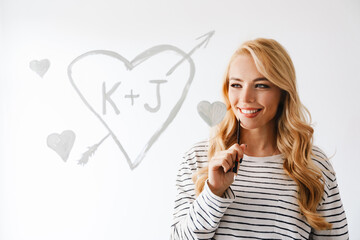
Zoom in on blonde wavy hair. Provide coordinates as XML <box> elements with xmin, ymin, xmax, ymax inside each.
<box><xmin>193</xmin><ymin>38</ymin><xmax>332</xmax><ymax>230</ymax></box>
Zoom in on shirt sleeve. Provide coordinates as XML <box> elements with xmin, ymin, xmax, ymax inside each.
<box><xmin>170</xmin><ymin>148</ymin><xmax>236</xmax><ymax>240</ymax></box>
<box><xmin>310</xmin><ymin>150</ymin><xmax>349</xmax><ymax>239</ymax></box>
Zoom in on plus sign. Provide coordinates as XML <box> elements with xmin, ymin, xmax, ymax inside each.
<box><xmin>124</xmin><ymin>89</ymin><xmax>140</xmax><ymax>106</ymax></box>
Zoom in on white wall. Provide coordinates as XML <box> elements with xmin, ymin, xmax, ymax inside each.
<box><xmin>1</xmin><ymin>0</ymin><xmax>359</xmax><ymax>239</ymax></box>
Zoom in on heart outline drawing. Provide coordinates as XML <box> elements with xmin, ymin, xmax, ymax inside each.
<box><xmin>68</xmin><ymin>45</ymin><xmax>195</xmax><ymax>170</ymax></box>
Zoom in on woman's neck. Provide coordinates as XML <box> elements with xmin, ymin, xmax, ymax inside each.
<box><xmin>240</xmin><ymin>123</ymin><xmax>278</xmax><ymax>157</ymax></box>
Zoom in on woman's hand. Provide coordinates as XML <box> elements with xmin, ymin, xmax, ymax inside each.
<box><xmin>208</xmin><ymin>143</ymin><xmax>246</xmax><ymax>197</ymax></box>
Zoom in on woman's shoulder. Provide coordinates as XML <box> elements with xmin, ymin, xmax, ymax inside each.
<box><xmin>182</xmin><ymin>140</ymin><xmax>209</xmax><ymax>170</ymax></box>
<box><xmin>311</xmin><ymin>145</ymin><xmax>337</xmax><ymax>184</ymax></box>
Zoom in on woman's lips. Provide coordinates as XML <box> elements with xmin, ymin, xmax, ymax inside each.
<box><xmin>239</xmin><ymin>108</ymin><xmax>262</xmax><ymax>118</ymax></box>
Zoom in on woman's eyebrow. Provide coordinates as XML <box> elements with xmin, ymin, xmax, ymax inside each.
<box><xmin>229</xmin><ymin>77</ymin><xmax>269</xmax><ymax>82</ymax></box>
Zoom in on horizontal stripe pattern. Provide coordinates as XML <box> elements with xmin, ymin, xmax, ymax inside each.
<box><xmin>170</xmin><ymin>141</ymin><xmax>349</xmax><ymax>239</ymax></box>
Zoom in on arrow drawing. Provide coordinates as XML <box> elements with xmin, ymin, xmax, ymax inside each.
<box><xmin>70</xmin><ymin>30</ymin><xmax>215</xmax><ymax>169</ymax></box>
<box><xmin>166</xmin><ymin>30</ymin><xmax>215</xmax><ymax>76</ymax></box>
<box><xmin>78</xmin><ymin>133</ymin><xmax>111</xmax><ymax>165</ymax></box>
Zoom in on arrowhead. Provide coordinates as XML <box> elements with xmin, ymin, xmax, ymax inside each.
<box><xmin>196</xmin><ymin>30</ymin><xmax>215</xmax><ymax>48</ymax></box>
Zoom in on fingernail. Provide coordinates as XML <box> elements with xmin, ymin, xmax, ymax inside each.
<box><xmin>232</xmin><ymin>161</ymin><xmax>238</xmax><ymax>173</ymax></box>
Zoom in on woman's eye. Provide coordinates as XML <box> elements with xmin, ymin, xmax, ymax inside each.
<box><xmin>255</xmin><ymin>84</ymin><xmax>269</xmax><ymax>88</ymax></box>
<box><xmin>230</xmin><ymin>83</ymin><xmax>241</xmax><ymax>88</ymax></box>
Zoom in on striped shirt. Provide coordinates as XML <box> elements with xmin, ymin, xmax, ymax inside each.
<box><xmin>170</xmin><ymin>141</ymin><xmax>349</xmax><ymax>239</ymax></box>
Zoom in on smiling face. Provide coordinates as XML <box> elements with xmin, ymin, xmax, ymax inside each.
<box><xmin>228</xmin><ymin>54</ymin><xmax>282</xmax><ymax>131</ymax></box>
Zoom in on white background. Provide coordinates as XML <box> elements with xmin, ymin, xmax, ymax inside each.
<box><xmin>1</xmin><ymin>0</ymin><xmax>359</xmax><ymax>239</ymax></box>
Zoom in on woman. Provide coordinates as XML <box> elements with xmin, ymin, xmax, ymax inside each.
<box><xmin>170</xmin><ymin>38</ymin><xmax>349</xmax><ymax>239</ymax></box>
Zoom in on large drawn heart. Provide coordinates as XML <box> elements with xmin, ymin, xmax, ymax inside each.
<box><xmin>68</xmin><ymin>46</ymin><xmax>195</xmax><ymax>170</ymax></box>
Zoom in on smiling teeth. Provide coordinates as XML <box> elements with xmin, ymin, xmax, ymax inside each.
<box><xmin>242</xmin><ymin>109</ymin><xmax>260</xmax><ymax>114</ymax></box>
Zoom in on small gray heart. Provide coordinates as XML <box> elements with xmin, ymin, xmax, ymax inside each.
<box><xmin>29</xmin><ymin>59</ymin><xmax>50</xmax><ymax>77</ymax></box>
<box><xmin>47</xmin><ymin>130</ymin><xmax>76</xmax><ymax>162</ymax></box>
<box><xmin>197</xmin><ymin>101</ymin><xmax>227</xmax><ymax>127</ymax></box>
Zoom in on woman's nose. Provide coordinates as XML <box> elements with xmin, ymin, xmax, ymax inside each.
<box><xmin>240</xmin><ymin>86</ymin><xmax>255</xmax><ymax>103</ymax></box>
